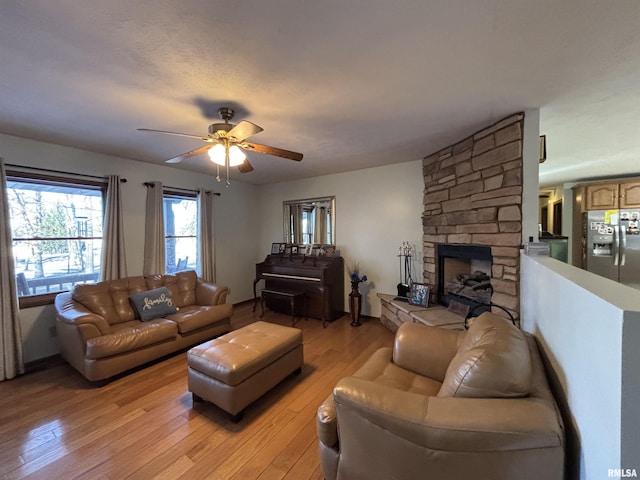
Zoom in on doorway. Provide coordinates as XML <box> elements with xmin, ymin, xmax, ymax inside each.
<box><xmin>552</xmin><ymin>200</ymin><xmax>563</xmax><ymax>235</ymax></box>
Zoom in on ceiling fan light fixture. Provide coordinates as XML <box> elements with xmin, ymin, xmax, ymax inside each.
<box><xmin>228</xmin><ymin>145</ymin><xmax>246</xmax><ymax>166</ymax></box>
<box><xmin>208</xmin><ymin>144</ymin><xmax>226</xmax><ymax>166</ymax></box>
<box><xmin>208</xmin><ymin>143</ymin><xmax>246</xmax><ymax>167</ymax></box>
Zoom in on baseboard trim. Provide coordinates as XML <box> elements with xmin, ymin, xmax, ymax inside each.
<box><xmin>24</xmin><ymin>354</ymin><xmax>63</xmax><ymax>374</ymax></box>
<box><xmin>232</xmin><ymin>298</ymin><xmax>257</xmax><ymax>308</ymax></box>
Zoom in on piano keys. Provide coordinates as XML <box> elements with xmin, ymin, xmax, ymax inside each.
<box><xmin>254</xmin><ymin>254</ymin><xmax>344</xmax><ymax>325</ymax></box>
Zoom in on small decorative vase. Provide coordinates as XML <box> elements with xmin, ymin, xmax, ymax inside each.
<box><xmin>349</xmin><ymin>280</ymin><xmax>362</xmax><ymax>327</ymax></box>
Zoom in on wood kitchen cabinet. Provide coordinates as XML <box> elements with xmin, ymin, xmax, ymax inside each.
<box><xmin>620</xmin><ymin>182</ymin><xmax>640</xmax><ymax>208</ymax></box>
<box><xmin>580</xmin><ymin>180</ymin><xmax>640</xmax><ymax>211</ymax></box>
<box><xmin>585</xmin><ymin>183</ymin><xmax>618</xmax><ymax>210</ymax></box>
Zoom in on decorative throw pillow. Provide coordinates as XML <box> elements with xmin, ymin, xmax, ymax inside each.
<box><xmin>129</xmin><ymin>287</ymin><xmax>178</xmax><ymax>321</ymax></box>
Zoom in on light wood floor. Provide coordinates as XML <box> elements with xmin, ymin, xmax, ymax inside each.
<box><xmin>0</xmin><ymin>303</ymin><xmax>394</xmax><ymax>480</ymax></box>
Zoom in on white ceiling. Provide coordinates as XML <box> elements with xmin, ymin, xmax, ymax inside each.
<box><xmin>1</xmin><ymin>1</ymin><xmax>639</xmax><ymax>187</ymax></box>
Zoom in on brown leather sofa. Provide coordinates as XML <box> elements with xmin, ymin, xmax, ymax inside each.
<box><xmin>55</xmin><ymin>270</ymin><xmax>233</xmax><ymax>381</ymax></box>
<box><xmin>317</xmin><ymin>313</ymin><xmax>565</xmax><ymax>480</ymax></box>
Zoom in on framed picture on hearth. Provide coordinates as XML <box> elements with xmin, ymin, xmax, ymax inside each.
<box><xmin>408</xmin><ymin>283</ymin><xmax>429</xmax><ymax>308</ymax></box>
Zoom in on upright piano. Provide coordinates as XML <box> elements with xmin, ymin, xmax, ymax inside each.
<box><xmin>254</xmin><ymin>254</ymin><xmax>344</xmax><ymax>324</ymax></box>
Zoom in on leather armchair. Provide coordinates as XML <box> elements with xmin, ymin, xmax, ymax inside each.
<box><xmin>317</xmin><ymin>313</ymin><xmax>564</xmax><ymax>480</ymax></box>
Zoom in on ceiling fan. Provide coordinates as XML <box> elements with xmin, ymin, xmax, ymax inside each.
<box><xmin>138</xmin><ymin>107</ymin><xmax>303</xmax><ymax>185</ymax></box>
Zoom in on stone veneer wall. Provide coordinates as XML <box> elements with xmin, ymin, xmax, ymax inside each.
<box><xmin>422</xmin><ymin>113</ymin><xmax>524</xmax><ymax>319</ymax></box>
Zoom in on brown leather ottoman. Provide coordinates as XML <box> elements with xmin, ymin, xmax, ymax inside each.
<box><xmin>187</xmin><ymin>321</ymin><xmax>303</xmax><ymax>421</ymax></box>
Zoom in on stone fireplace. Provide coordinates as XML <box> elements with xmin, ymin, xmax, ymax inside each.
<box><xmin>422</xmin><ymin>113</ymin><xmax>523</xmax><ymax>319</ymax></box>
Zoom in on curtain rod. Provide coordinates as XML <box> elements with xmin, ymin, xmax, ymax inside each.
<box><xmin>5</xmin><ymin>163</ymin><xmax>127</xmax><ymax>182</ymax></box>
<box><xmin>143</xmin><ymin>182</ymin><xmax>221</xmax><ymax>196</ymax></box>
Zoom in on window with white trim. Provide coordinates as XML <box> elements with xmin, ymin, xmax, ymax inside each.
<box><xmin>163</xmin><ymin>191</ymin><xmax>197</xmax><ymax>274</ymax></box>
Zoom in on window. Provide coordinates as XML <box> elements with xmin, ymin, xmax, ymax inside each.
<box><xmin>6</xmin><ymin>173</ymin><xmax>104</xmax><ymax>307</ymax></box>
<box><xmin>163</xmin><ymin>192</ymin><xmax>197</xmax><ymax>273</ymax></box>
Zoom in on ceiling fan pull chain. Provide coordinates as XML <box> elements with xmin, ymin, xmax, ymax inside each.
<box><xmin>216</xmin><ymin>164</ymin><xmax>221</xmax><ymax>183</ymax></box>
<box><xmin>226</xmin><ymin>146</ymin><xmax>231</xmax><ymax>186</ymax></box>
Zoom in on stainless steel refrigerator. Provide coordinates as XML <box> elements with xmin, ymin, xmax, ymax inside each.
<box><xmin>585</xmin><ymin>209</ymin><xmax>640</xmax><ymax>288</ymax></box>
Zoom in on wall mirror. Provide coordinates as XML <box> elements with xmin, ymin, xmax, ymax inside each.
<box><xmin>283</xmin><ymin>196</ymin><xmax>335</xmax><ymax>245</ymax></box>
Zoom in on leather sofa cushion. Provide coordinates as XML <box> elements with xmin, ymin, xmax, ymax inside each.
<box><xmin>166</xmin><ymin>303</ymin><xmax>233</xmax><ymax>334</ymax></box>
<box><xmin>438</xmin><ymin>313</ymin><xmax>532</xmax><ymax>398</ymax></box>
<box><xmin>73</xmin><ymin>277</ymin><xmax>147</xmax><ymax>325</ymax></box>
<box><xmin>145</xmin><ymin>270</ymin><xmax>197</xmax><ymax>308</ymax></box>
<box><xmin>85</xmin><ymin>319</ymin><xmax>178</xmax><ymax>360</ymax></box>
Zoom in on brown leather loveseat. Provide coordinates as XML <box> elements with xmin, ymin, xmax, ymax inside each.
<box><xmin>55</xmin><ymin>270</ymin><xmax>233</xmax><ymax>381</ymax></box>
<box><xmin>317</xmin><ymin>313</ymin><xmax>565</xmax><ymax>480</ymax></box>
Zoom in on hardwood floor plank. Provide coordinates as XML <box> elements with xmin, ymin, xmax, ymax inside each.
<box><xmin>0</xmin><ymin>304</ymin><xmax>393</xmax><ymax>480</ymax></box>
<box><xmin>4</xmin><ymin>408</ymin><xmax>148</xmax><ymax>479</ymax></box>
<box><xmin>281</xmin><ymin>437</ymin><xmax>322</xmax><ymax>480</ymax></box>
<box><xmin>255</xmin><ymin>464</ymin><xmax>287</xmax><ymax>480</ymax></box>
<box><xmin>152</xmin><ymin>455</ymin><xmax>196</xmax><ymax>480</ymax></box>
<box><xmin>77</xmin><ymin>411</ymin><xmax>211</xmax><ymax>480</ymax></box>
<box><xmin>122</xmin><ymin>414</ymin><xmax>217</xmax><ymax>480</ymax></box>
<box><xmin>200</xmin><ymin>407</ymin><xmax>298</xmax><ymax>480</ymax></box>
<box><xmin>270</xmin><ymin>416</ymin><xmax>318</xmax><ymax>473</ymax></box>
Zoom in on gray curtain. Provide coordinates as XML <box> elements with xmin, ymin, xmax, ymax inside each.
<box><xmin>0</xmin><ymin>158</ymin><xmax>25</xmax><ymax>381</ymax></box>
<box><xmin>143</xmin><ymin>181</ymin><xmax>165</xmax><ymax>275</ymax></box>
<box><xmin>314</xmin><ymin>206</ymin><xmax>328</xmax><ymax>244</ymax></box>
<box><xmin>100</xmin><ymin>175</ymin><xmax>127</xmax><ymax>281</ymax></box>
<box><xmin>292</xmin><ymin>205</ymin><xmax>303</xmax><ymax>244</ymax></box>
<box><xmin>197</xmin><ymin>189</ymin><xmax>216</xmax><ymax>283</ymax></box>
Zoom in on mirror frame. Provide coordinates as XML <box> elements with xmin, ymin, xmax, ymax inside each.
<box><xmin>283</xmin><ymin>196</ymin><xmax>336</xmax><ymax>245</ymax></box>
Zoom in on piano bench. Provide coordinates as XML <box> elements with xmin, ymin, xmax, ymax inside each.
<box><xmin>260</xmin><ymin>289</ymin><xmax>306</xmax><ymax>326</ymax></box>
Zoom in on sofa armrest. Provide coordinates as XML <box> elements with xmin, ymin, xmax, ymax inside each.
<box><xmin>54</xmin><ymin>292</ymin><xmax>111</xmax><ymax>336</ymax></box>
<box><xmin>195</xmin><ymin>279</ymin><xmax>229</xmax><ymax>305</ymax></box>
<box><xmin>393</xmin><ymin>322</ymin><xmax>463</xmax><ymax>381</ymax></box>
<box><xmin>334</xmin><ymin>376</ymin><xmax>564</xmax><ymax>453</ymax></box>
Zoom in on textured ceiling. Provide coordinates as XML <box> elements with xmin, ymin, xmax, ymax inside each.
<box><xmin>1</xmin><ymin>1</ymin><xmax>639</xmax><ymax>186</ymax></box>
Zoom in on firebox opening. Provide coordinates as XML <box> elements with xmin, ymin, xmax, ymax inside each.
<box><xmin>437</xmin><ymin>244</ymin><xmax>493</xmax><ymax>311</ymax></box>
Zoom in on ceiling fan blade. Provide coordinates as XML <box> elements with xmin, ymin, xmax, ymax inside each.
<box><xmin>165</xmin><ymin>145</ymin><xmax>212</xmax><ymax>164</ymax></box>
<box><xmin>242</xmin><ymin>142</ymin><xmax>303</xmax><ymax>161</ymax></box>
<box><xmin>227</xmin><ymin>121</ymin><xmax>264</xmax><ymax>142</ymax></box>
<box><xmin>138</xmin><ymin>128</ymin><xmax>211</xmax><ymax>142</ymax></box>
<box><xmin>237</xmin><ymin>159</ymin><xmax>254</xmax><ymax>174</ymax></box>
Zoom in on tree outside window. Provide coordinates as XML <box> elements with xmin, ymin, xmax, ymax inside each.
<box><xmin>7</xmin><ymin>176</ymin><xmax>104</xmax><ymax>301</ymax></box>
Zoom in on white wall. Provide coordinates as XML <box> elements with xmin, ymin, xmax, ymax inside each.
<box><xmin>521</xmin><ymin>254</ymin><xmax>640</xmax><ymax>479</ymax></box>
<box><xmin>2</xmin><ymin>133</ymin><xmax>259</xmax><ymax>362</ymax></box>
<box><xmin>257</xmin><ymin>160</ymin><xmax>425</xmax><ymax>317</ymax></box>
<box><xmin>522</xmin><ymin>109</ymin><xmax>541</xmax><ymax>242</ymax></box>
